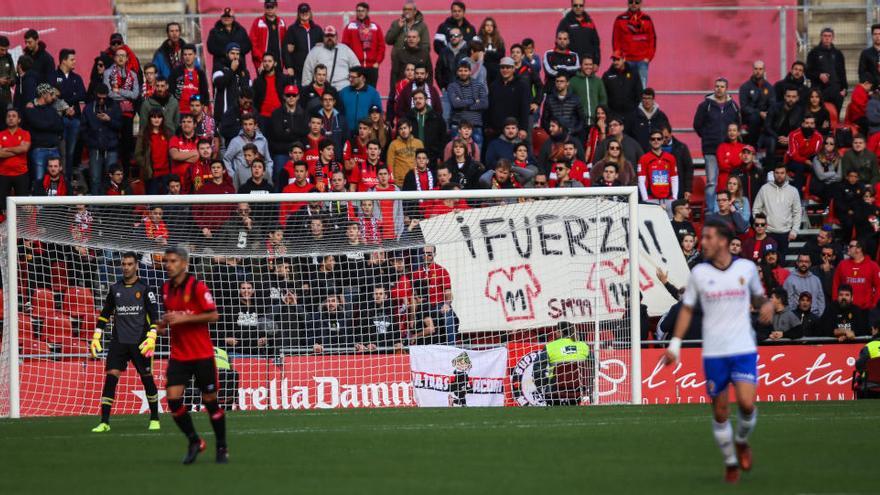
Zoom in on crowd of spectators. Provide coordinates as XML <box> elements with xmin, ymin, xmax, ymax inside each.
<box><xmin>4</xmin><ymin>1</ymin><xmax>880</xmax><ymax>353</ymax></box>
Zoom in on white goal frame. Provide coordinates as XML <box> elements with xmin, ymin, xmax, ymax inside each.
<box><xmin>3</xmin><ymin>187</ymin><xmax>641</xmax><ymax>417</ymax></box>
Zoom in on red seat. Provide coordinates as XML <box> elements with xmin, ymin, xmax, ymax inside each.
<box><xmin>63</xmin><ymin>286</ymin><xmax>98</xmax><ymax>334</ymax></box>
<box><xmin>18</xmin><ymin>315</ymin><xmax>47</xmax><ymax>355</ymax></box>
<box><xmin>41</xmin><ymin>316</ymin><xmax>82</xmax><ymax>356</ymax></box>
<box><xmin>50</xmin><ymin>262</ymin><xmax>69</xmax><ymax>291</ymax></box>
<box><xmin>130</xmin><ymin>179</ymin><xmax>146</xmax><ymax>195</ymax></box>
<box><xmin>31</xmin><ymin>288</ymin><xmax>57</xmax><ymax>319</ymax></box>
<box><xmin>689</xmin><ymin>175</ymin><xmax>707</xmax><ymax>221</ymax></box>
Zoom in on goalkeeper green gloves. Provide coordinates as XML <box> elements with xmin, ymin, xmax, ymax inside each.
<box><xmin>139</xmin><ymin>330</ymin><xmax>157</xmax><ymax>358</ymax></box>
<box><xmin>89</xmin><ymin>329</ymin><xmax>103</xmax><ymax>358</ymax></box>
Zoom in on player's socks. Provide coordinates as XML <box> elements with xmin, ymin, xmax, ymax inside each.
<box><xmin>139</xmin><ymin>374</ymin><xmax>160</xmax><ymax>421</ymax></box>
<box><xmin>99</xmin><ymin>374</ymin><xmax>119</xmax><ymax>424</ymax></box>
<box><xmin>168</xmin><ymin>398</ymin><xmax>199</xmax><ymax>443</ymax></box>
<box><xmin>735</xmin><ymin>407</ymin><xmax>757</xmax><ymax>444</ymax></box>
<box><xmin>712</xmin><ymin>419</ymin><xmax>738</xmax><ymax>466</ymax></box>
<box><xmin>203</xmin><ymin>399</ymin><xmax>227</xmax><ymax>448</ymax></box>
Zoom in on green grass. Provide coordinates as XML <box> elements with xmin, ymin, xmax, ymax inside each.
<box><xmin>0</xmin><ymin>402</ymin><xmax>876</xmax><ymax>494</ymax></box>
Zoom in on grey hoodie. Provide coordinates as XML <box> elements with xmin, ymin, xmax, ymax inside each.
<box><xmin>223</xmin><ymin>129</ymin><xmax>273</xmax><ymax>190</ymax></box>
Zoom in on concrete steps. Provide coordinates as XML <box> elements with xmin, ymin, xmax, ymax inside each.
<box><xmin>114</xmin><ymin>0</ymin><xmax>193</xmax><ymax>65</ymax></box>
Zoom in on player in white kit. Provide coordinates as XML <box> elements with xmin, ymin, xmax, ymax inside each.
<box><xmin>663</xmin><ymin>218</ymin><xmax>773</xmax><ymax>484</ymax></box>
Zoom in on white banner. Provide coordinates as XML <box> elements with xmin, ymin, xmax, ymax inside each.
<box><xmin>419</xmin><ymin>199</ymin><xmax>688</xmax><ymax>333</ymax></box>
<box><xmin>409</xmin><ymin>346</ymin><xmax>508</xmax><ymax>407</ymax></box>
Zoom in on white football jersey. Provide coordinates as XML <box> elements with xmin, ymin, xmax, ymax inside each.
<box><xmin>681</xmin><ymin>258</ymin><xmax>764</xmax><ymax>358</ymax></box>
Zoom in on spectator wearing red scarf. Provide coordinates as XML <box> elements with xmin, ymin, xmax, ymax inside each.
<box><xmin>342</xmin><ymin>3</ymin><xmax>386</xmax><ymax>87</ymax></box>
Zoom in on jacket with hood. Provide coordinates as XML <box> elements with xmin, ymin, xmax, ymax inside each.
<box><xmin>249</xmin><ymin>15</ymin><xmax>287</xmax><ymax>67</ymax></box>
<box><xmin>223</xmin><ymin>129</ymin><xmax>274</xmax><ymax>190</ymax></box>
<box><xmin>570</xmin><ymin>71</ymin><xmax>607</xmax><ymax>125</ymax></box>
<box><xmin>339</xmin><ymin>84</ymin><xmax>382</xmax><ymax>131</ymax></box>
<box><xmin>692</xmin><ymin>94</ymin><xmax>741</xmax><ymax>154</ymax></box>
<box><xmin>301</xmin><ymin>43</ymin><xmax>360</xmax><ymax>91</ymax></box>
<box><xmin>82</xmin><ymin>98</ymin><xmax>122</xmax><ymax>151</ymax></box>
<box><xmin>385</xmin><ymin>10</ymin><xmax>430</xmax><ymax>54</ymax></box>
<box><xmin>556</xmin><ymin>10</ymin><xmax>601</xmax><ymax>63</ymax></box>
<box><xmin>25</xmin><ymin>41</ymin><xmax>55</xmax><ymax>84</ymax></box>
<box><xmin>625</xmin><ymin>103</ymin><xmax>670</xmax><ymax>151</ymax></box>
<box><xmin>268</xmin><ymin>104</ymin><xmax>309</xmax><ymax>156</ymax></box>
<box><xmin>753</xmin><ymin>179</ymin><xmax>803</xmax><ymax>236</ymax></box>
<box><xmin>211</xmin><ymin>58</ymin><xmax>251</xmax><ymax>122</ymax></box>
<box><xmin>139</xmin><ymin>92</ymin><xmax>180</xmax><ymax>135</ymax></box>
<box><xmin>152</xmin><ymin>38</ymin><xmax>189</xmax><ymax>79</ymax></box>
<box><xmin>603</xmin><ymin>64</ymin><xmax>643</xmax><ymax>116</ymax></box>
<box><xmin>206</xmin><ymin>19</ymin><xmax>253</xmax><ymax>72</ymax></box>
<box><xmin>487</xmin><ymin>76</ymin><xmax>530</xmax><ymax>132</ymax></box>
<box><xmin>342</xmin><ymin>17</ymin><xmax>386</xmax><ymax>68</ymax></box>
<box><xmin>612</xmin><ymin>10</ymin><xmax>656</xmax><ymax>62</ymax></box>
<box><xmin>282</xmin><ymin>19</ymin><xmax>323</xmax><ymax>79</ymax></box>
<box><xmin>435</xmin><ymin>42</ymin><xmax>469</xmax><ymax>90</ymax></box>
<box><xmin>433</xmin><ymin>17</ymin><xmax>477</xmax><ymax>54</ymax></box>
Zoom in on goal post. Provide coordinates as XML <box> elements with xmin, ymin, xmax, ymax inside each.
<box><xmin>1</xmin><ymin>187</ymin><xmax>642</xmax><ymax>418</ymax></box>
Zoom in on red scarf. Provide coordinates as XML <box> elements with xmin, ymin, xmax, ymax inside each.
<box><xmin>42</xmin><ymin>175</ymin><xmax>67</xmax><ymax>196</ymax></box>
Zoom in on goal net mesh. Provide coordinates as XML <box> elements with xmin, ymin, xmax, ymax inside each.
<box><xmin>0</xmin><ymin>191</ymin><xmax>635</xmax><ymax>417</ymax></box>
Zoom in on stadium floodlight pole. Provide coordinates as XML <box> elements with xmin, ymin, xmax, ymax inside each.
<box><xmin>6</xmin><ymin>196</ymin><xmax>20</xmax><ymax>418</ymax></box>
<box><xmin>628</xmin><ymin>190</ymin><xmax>642</xmax><ymax>404</ymax></box>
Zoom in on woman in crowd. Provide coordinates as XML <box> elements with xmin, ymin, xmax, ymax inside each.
<box><xmin>726</xmin><ymin>175</ymin><xmax>751</xmax><ymax>226</ymax></box>
<box><xmin>442</xmin><ymin>137</ymin><xmax>484</xmax><ymax>190</ymax></box>
<box><xmin>714</xmin><ymin>123</ymin><xmax>746</xmax><ymax>202</ymax></box>
<box><xmin>134</xmin><ymin>108</ymin><xmax>172</xmax><ymax>194</ymax></box>
<box><xmin>805</xmin><ymin>88</ymin><xmax>832</xmax><ymax>135</ymax></box>
<box><xmin>477</xmin><ymin>17</ymin><xmax>505</xmax><ymax>84</ymax></box>
<box><xmin>592</xmin><ymin>139</ymin><xmax>636</xmax><ymax>186</ymax></box>
<box><xmin>585</xmin><ymin>105</ymin><xmax>609</xmax><ymax>164</ymax></box>
<box><xmin>680</xmin><ymin>233</ymin><xmax>702</xmax><ymax>269</ymax></box>
<box><xmin>810</xmin><ymin>134</ymin><xmax>842</xmax><ymax>203</ymax></box>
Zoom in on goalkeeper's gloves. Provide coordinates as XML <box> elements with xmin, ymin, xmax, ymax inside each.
<box><xmin>139</xmin><ymin>330</ymin><xmax>157</xmax><ymax>358</ymax></box>
<box><xmin>89</xmin><ymin>329</ymin><xmax>103</xmax><ymax>358</ymax></box>
<box><xmin>666</xmin><ymin>336</ymin><xmax>682</xmax><ymax>362</ymax></box>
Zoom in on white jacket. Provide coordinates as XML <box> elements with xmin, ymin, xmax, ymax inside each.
<box><xmin>753</xmin><ymin>179</ymin><xmax>802</xmax><ymax>235</ymax></box>
<box><xmin>301</xmin><ymin>43</ymin><xmax>360</xmax><ymax>91</ymax></box>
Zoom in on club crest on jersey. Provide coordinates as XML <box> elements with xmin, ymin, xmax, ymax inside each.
<box><xmin>135</xmin><ymin>291</ymin><xmax>141</xmax><ymax>299</ymax></box>
<box><xmin>739</xmin><ymin>277</ymin><xmax>745</xmax><ymax>286</ymax></box>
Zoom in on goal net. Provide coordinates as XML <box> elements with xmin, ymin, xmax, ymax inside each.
<box><xmin>0</xmin><ymin>188</ymin><xmax>641</xmax><ymax>418</ymax></box>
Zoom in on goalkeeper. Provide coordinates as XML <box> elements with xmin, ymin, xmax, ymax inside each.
<box><xmin>532</xmin><ymin>321</ymin><xmax>592</xmax><ymax>406</ymax></box>
<box><xmin>90</xmin><ymin>252</ymin><xmax>161</xmax><ymax>432</ymax></box>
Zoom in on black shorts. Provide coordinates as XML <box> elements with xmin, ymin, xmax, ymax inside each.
<box><xmin>106</xmin><ymin>342</ymin><xmax>152</xmax><ymax>374</ymax></box>
<box><xmin>166</xmin><ymin>358</ymin><xmax>218</xmax><ymax>394</ymax></box>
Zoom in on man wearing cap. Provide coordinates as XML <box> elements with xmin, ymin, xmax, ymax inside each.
<box><xmin>169</xmin><ymin>44</ymin><xmax>209</xmax><ymax>115</ymax></box>
<box><xmin>283</xmin><ymin>3</ymin><xmax>323</xmax><ymax>82</ymax></box>
<box><xmin>253</xmin><ymin>52</ymin><xmax>293</xmax><ymax>130</ymax></box>
<box><xmin>207</xmin><ymin>8</ymin><xmax>252</xmax><ymax>73</ymax></box>
<box><xmin>447</xmin><ymin>60</ymin><xmax>488</xmax><ymax>148</ymax></box>
<box><xmin>434</xmin><ymin>1</ymin><xmax>476</xmax><ymax>55</ymax></box>
<box><xmin>556</xmin><ymin>0</ymin><xmax>600</xmax><ymax>66</ymax></box>
<box><xmin>395</xmin><ymin>63</ymin><xmax>442</xmax><ymax>121</ymax></box>
<box><xmin>612</xmin><ymin>0</ymin><xmax>656</xmax><ymax>89</ymax></box>
<box><xmin>23</xmin><ymin>83</ymin><xmax>63</xmax><ymax>184</ymax></box>
<box><xmin>342</xmin><ymin>3</ymin><xmax>386</xmax><ymax>88</ymax></box>
<box><xmin>339</xmin><ymin>66</ymin><xmax>382</xmax><ymax>131</ymax></box>
<box><xmin>302</xmin><ymin>26</ymin><xmax>360</xmax><ymax>91</ymax></box>
<box><xmin>152</xmin><ymin>23</ymin><xmax>189</xmax><ymax>79</ymax></box>
<box><xmin>212</xmin><ymin>43</ymin><xmax>251</xmax><ymax>124</ymax></box>
<box><xmin>269</xmin><ymin>85</ymin><xmax>308</xmax><ymax>185</ymax></box>
<box><xmin>250</xmin><ymin>0</ymin><xmax>287</xmax><ymax>69</ymax></box>
<box><xmin>603</xmin><ymin>50</ymin><xmax>642</xmax><ymax>117</ymax></box>
<box><xmin>783</xmin><ymin>253</ymin><xmax>825</xmax><ymax>317</ymax></box>
<box><xmin>487</xmin><ymin>57</ymin><xmax>530</xmax><ymax>143</ymax></box>
<box><xmin>541</xmin><ymin>72</ymin><xmax>585</xmax><ymax>139</ymax></box>
<box><xmin>542</xmin><ymin>31</ymin><xmax>579</xmax><ymax>93</ymax></box>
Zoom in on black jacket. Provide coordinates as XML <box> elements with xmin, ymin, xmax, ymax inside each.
<box><xmin>433</xmin><ymin>17</ymin><xmax>476</xmax><ymax>54</ymax></box>
<box><xmin>556</xmin><ymin>11</ymin><xmax>600</xmax><ymax>63</ymax></box>
<box><xmin>541</xmin><ymin>90</ymin><xmax>585</xmax><ymax>136</ymax></box>
<box><xmin>739</xmin><ymin>76</ymin><xmax>776</xmax><ymax>122</ymax></box>
<box><xmin>773</xmin><ymin>73</ymin><xmax>811</xmax><ymax>102</ymax></box>
<box><xmin>858</xmin><ymin>46</ymin><xmax>880</xmax><ymax>87</ymax></box>
<box><xmin>53</xmin><ymin>69</ymin><xmax>87</xmax><ymax>118</ymax></box>
<box><xmin>442</xmin><ymin>156</ymin><xmax>484</xmax><ymax>190</ymax></box>
<box><xmin>603</xmin><ymin>65</ymin><xmax>642</xmax><ymax>116</ymax></box>
<box><xmin>806</xmin><ymin>43</ymin><xmax>848</xmax><ymax>92</ymax></box>
<box><xmin>253</xmin><ymin>70</ymin><xmax>294</xmax><ymax>115</ymax></box>
<box><xmin>282</xmin><ymin>20</ymin><xmax>324</xmax><ymax>79</ymax></box>
<box><xmin>13</xmin><ymin>70</ymin><xmax>39</xmax><ymax>114</ymax></box>
<box><xmin>487</xmin><ymin>77</ymin><xmax>531</xmax><ymax>133</ymax></box>
<box><xmin>407</xmin><ymin>108</ymin><xmax>448</xmax><ymax>164</ymax></box>
<box><xmin>25</xmin><ymin>41</ymin><xmax>55</xmax><ymax>84</ymax></box>
<box><xmin>434</xmin><ymin>44</ymin><xmax>469</xmax><ymax>90</ymax></box>
<box><xmin>664</xmin><ymin>137</ymin><xmax>694</xmax><ymax>197</ymax></box>
<box><xmin>625</xmin><ymin>105</ymin><xmax>670</xmax><ymax>151</ymax></box>
<box><xmin>212</xmin><ymin>59</ymin><xmax>251</xmax><ymax>122</ymax></box>
<box><xmin>268</xmin><ymin>104</ymin><xmax>309</xmax><ymax>156</ymax></box>
<box><xmin>23</xmin><ymin>103</ymin><xmax>63</xmax><ymax>148</ymax></box>
<box><xmin>763</xmin><ymin>102</ymin><xmax>804</xmax><ymax>140</ymax></box>
<box><xmin>168</xmin><ymin>66</ymin><xmax>210</xmax><ymax>106</ymax></box>
<box><xmin>206</xmin><ymin>20</ymin><xmax>253</xmax><ymax>72</ymax></box>
<box><xmin>298</xmin><ymin>83</ymin><xmax>341</xmax><ymax>116</ymax></box>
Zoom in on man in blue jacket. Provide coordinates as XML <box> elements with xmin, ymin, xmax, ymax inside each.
<box><xmin>693</xmin><ymin>77</ymin><xmax>740</xmax><ymax>212</ymax></box>
<box><xmin>54</xmin><ymin>49</ymin><xmax>87</xmax><ymax>183</ymax></box>
<box><xmin>338</xmin><ymin>66</ymin><xmax>381</xmax><ymax>131</ymax></box>
<box><xmin>82</xmin><ymin>83</ymin><xmax>122</xmax><ymax>195</ymax></box>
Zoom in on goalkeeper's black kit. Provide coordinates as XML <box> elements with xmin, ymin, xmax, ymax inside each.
<box><xmin>96</xmin><ymin>277</ymin><xmax>160</xmax><ymax>424</ymax></box>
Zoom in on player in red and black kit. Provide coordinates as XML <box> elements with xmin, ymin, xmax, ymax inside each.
<box><xmin>158</xmin><ymin>246</ymin><xmax>227</xmax><ymax>464</ymax></box>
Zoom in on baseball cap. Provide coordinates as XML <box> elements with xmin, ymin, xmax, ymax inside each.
<box><xmin>298</xmin><ymin>2</ymin><xmax>311</xmax><ymax>13</ymax></box>
<box><xmin>264</xmin><ymin>0</ymin><xmax>278</xmax><ymax>7</ymax></box>
<box><xmin>284</xmin><ymin>84</ymin><xmax>299</xmax><ymax>96</ymax></box>
<box><xmin>764</xmin><ymin>244</ymin><xmax>778</xmax><ymax>254</ymax></box>
<box><xmin>457</xmin><ymin>58</ymin><xmax>471</xmax><ymax>68</ymax></box>
<box><xmin>225</xmin><ymin>42</ymin><xmax>241</xmax><ymax>53</ymax></box>
<box><xmin>368</xmin><ymin>104</ymin><xmax>382</xmax><ymax>114</ymax></box>
<box><xmin>741</xmin><ymin>145</ymin><xmax>756</xmax><ymax>154</ymax></box>
<box><xmin>324</xmin><ymin>25</ymin><xmax>338</xmax><ymax>36</ymax></box>
<box><xmin>499</xmin><ymin>57</ymin><xmax>515</xmax><ymax>67</ymax></box>
<box><xmin>109</xmin><ymin>33</ymin><xmax>124</xmax><ymax>44</ymax></box>
<box><xmin>611</xmin><ymin>50</ymin><xmax>624</xmax><ymax>60</ymax></box>
<box><xmin>36</xmin><ymin>83</ymin><xmax>54</xmax><ymax>97</ymax></box>
<box><xmin>503</xmin><ymin>117</ymin><xmax>519</xmax><ymax>127</ymax></box>
<box><xmin>221</xmin><ymin>7</ymin><xmax>234</xmax><ymax>18</ymax></box>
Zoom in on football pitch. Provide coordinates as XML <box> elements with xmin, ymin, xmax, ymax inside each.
<box><xmin>0</xmin><ymin>401</ymin><xmax>874</xmax><ymax>494</ymax></box>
